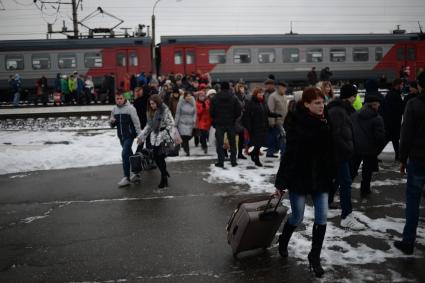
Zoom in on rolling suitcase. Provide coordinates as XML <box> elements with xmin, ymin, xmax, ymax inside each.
<box><xmin>226</xmin><ymin>194</ymin><xmax>287</xmax><ymax>257</ymax></box>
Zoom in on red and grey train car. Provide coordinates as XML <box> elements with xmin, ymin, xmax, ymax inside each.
<box><xmin>0</xmin><ymin>37</ymin><xmax>152</xmax><ymax>95</ymax></box>
<box><xmin>160</xmin><ymin>33</ymin><xmax>425</xmax><ymax>83</ymax></box>
<box><xmin>1</xmin><ymin>33</ymin><xmax>424</xmax><ymax>97</ymax></box>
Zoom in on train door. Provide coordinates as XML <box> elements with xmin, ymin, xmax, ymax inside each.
<box><xmin>116</xmin><ymin>49</ymin><xmax>128</xmax><ymax>89</ymax></box>
<box><xmin>115</xmin><ymin>49</ymin><xmax>140</xmax><ymax>91</ymax></box>
<box><xmin>173</xmin><ymin>48</ymin><xmax>196</xmax><ymax>75</ymax></box>
<box><xmin>396</xmin><ymin>43</ymin><xmax>416</xmax><ymax>80</ymax></box>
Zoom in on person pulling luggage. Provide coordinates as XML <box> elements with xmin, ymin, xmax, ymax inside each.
<box><xmin>275</xmin><ymin>87</ymin><xmax>334</xmax><ymax>278</ymax></box>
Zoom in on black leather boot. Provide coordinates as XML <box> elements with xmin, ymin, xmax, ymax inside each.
<box><xmin>307</xmin><ymin>224</ymin><xmax>326</xmax><ymax>278</ymax></box>
<box><xmin>254</xmin><ymin>154</ymin><xmax>263</xmax><ymax>167</ymax></box>
<box><xmin>158</xmin><ymin>174</ymin><xmax>168</xmax><ymax>188</ymax></box>
<box><xmin>278</xmin><ymin>222</ymin><xmax>297</xmax><ymax>257</ymax></box>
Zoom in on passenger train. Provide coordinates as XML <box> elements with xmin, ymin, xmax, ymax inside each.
<box><xmin>0</xmin><ymin>33</ymin><xmax>424</xmax><ymax>95</ymax></box>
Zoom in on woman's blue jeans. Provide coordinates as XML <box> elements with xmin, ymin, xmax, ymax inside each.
<box><xmin>288</xmin><ymin>191</ymin><xmax>328</xmax><ymax>226</ymax></box>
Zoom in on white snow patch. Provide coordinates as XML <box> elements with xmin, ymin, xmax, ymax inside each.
<box><xmin>352</xmin><ymin>178</ymin><xmax>406</xmax><ymax>189</ymax></box>
<box><xmin>0</xmin><ymin>129</ymin><xmax>216</xmax><ymax>175</ymax></box>
<box><xmin>204</xmin><ymin>156</ymin><xmax>422</xmax><ymax>282</ymax></box>
<box><xmin>9</xmin><ymin>173</ymin><xmax>31</xmax><ymax>178</ymax></box>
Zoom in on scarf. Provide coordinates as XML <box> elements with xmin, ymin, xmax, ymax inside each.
<box><xmin>150</xmin><ymin>104</ymin><xmax>165</xmax><ymax>133</ymax></box>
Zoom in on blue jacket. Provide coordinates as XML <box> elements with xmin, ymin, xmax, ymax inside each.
<box><xmin>110</xmin><ymin>101</ymin><xmax>142</xmax><ymax>140</ymax></box>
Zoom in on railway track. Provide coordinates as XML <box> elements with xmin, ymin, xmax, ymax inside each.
<box><xmin>0</xmin><ymin>105</ymin><xmax>112</xmax><ymax>131</ymax></box>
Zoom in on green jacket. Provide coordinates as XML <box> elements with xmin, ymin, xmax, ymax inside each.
<box><xmin>353</xmin><ymin>94</ymin><xmax>362</xmax><ymax>111</ymax></box>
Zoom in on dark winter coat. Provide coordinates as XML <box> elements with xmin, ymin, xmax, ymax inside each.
<box><xmin>307</xmin><ymin>70</ymin><xmax>318</xmax><ymax>85</ymax></box>
<box><xmin>399</xmin><ymin>93</ymin><xmax>425</xmax><ymax>163</ymax></box>
<box><xmin>133</xmin><ymin>94</ymin><xmax>150</xmax><ymax>129</ymax></box>
<box><xmin>209</xmin><ymin>90</ymin><xmax>241</xmax><ymax>128</ymax></box>
<box><xmin>11</xmin><ymin>78</ymin><xmax>21</xmax><ymax>93</ymax></box>
<box><xmin>245</xmin><ymin>96</ymin><xmax>269</xmax><ymax>147</ymax></box>
<box><xmin>168</xmin><ymin>95</ymin><xmax>180</xmax><ymax>118</ymax></box>
<box><xmin>110</xmin><ymin>101</ymin><xmax>142</xmax><ymax>140</ymax></box>
<box><xmin>327</xmin><ymin>98</ymin><xmax>355</xmax><ymax>162</ymax></box>
<box><xmin>351</xmin><ymin>104</ymin><xmax>386</xmax><ymax>156</ymax></box>
<box><xmin>383</xmin><ymin>88</ymin><xmax>404</xmax><ymax>140</ymax></box>
<box><xmin>275</xmin><ymin>103</ymin><xmax>334</xmax><ymax>194</ymax></box>
<box><xmin>234</xmin><ymin>91</ymin><xmax>248</xmax><ymax>133</ymax></box>
<box><xmin>320</xmin><ymin>68</ymin><xmax>332</xmax><ymax>81</ymax></box>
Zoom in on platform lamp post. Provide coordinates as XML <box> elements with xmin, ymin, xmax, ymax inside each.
<box><xmin>151</xmin><ymin>0</ymin><xmax>182</xmax><ymax>77</ymax></box>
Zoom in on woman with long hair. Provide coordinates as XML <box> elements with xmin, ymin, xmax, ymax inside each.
<box><xmin>137</xmin><ymin>94</ymin><xmax>175</xmax><ymax>188</ymax></box>
<box><xmin>319</xmin><ymin>81</ymin><xmax>334</xmax><ymax>104</ymax></box>
<box><xmin>275</xmin><ymin>87</ymin><xmax>334</xmax><ymax>278</ymax></box>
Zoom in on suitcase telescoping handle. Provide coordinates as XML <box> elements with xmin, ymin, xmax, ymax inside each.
<box><xmin>259</xmin><ymin>193</ymin><xmax>284</xmax><ymax>220</ymax></box>
<box><xmin>263</xmin><ymin>193</ymin><xmax>284</xmax><ymax>214</ymax></box>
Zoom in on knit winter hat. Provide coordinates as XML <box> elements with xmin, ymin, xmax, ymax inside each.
<box><xmin>339</xmin><ymin>84</ymin><xmax>357</xmax><ymax>99</ymax></box>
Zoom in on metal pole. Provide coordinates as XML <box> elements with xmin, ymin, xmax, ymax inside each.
<box><xmin>152</xmin><ymin>13</ymin><xmax>156</xmax><ymax>76</ymax></box>
<box><xmin>72</xmin><ymin>0</ymin><xmax>78</xmax><ymax>38</ymax></box>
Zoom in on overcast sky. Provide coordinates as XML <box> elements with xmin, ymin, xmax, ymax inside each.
<box><xmin>0</xmin><ymin>0</ymin><xmax>424</xmax><ymax>41</ymax></box>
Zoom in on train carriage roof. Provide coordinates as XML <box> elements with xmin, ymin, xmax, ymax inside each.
<box><xmin>0</xmin><ymin>37</ymin><xmax>152</xmax><ymax>52</ymax></box>
<box><xmin>160</xmin><ymin>33</ymin><xmax>420</xmax><ymax>45</ymax></box>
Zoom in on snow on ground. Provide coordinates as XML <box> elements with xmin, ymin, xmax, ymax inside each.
<box><xmin>0</xmin><ymin>129</ymin><xmax>216</xmax><ymax>175</ymax></box>
<box><xmin>1</xmin><ymin>129</ymin><xmax>417</xmax><ymax>281</ymax></box>
<box><xmin>204</xmin><ymin>150</ymin><xmax>424</xmax><ymax>282</ymax></box>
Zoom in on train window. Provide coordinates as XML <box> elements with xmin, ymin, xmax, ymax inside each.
<box><xmin>375</xmin><ymin>47</ymin><xmax>383</xmax><ymax>61</ymax></box>
<box><xmin>258</xmin><ymin>48</ymin><xmax>276</xmax><ymax>64</ymax></box>
<box><xmin>208</xmin><ymin>50</ymin><xmax>226</xmax><ymax>64</ymax></box>
<box><xmin>129</xmin><ymin>52</ymin><xmax>138</xmax><ymax>66</ymax></box>
<box><xmin>306</xmin><ymin>48</ymin><xmax>323</xmax><ymax>63</ymax></box>
<box><xmin>117</xmin><ymin>53</ymin><xmax>126</xmax><ymax>67</ymax></box>
<box><xmin>234</xmin><ymin>49</ymin><xmax>251</xmax><ymax>64</ymax></box>
<box><xmin>58</xmin><ymin>53</ymin><xmax>77</xmax><ymax>69</ymax></box>
<box><xmin>330</xmin><ymin>48</ymin><xmax>346</xmax><ymax>62</ymax></box>
<box><xmin>5</xmin><ymin>55</ymin><xmax>24</xmax><ymax>70</ymax></box>
<box><xmin>32</xmin><ymin>54</ymin><xmax>51</xmax><ymax>70</ymax></box>
<box><xmin>174</xmin><ymin>51</ymin><xmax>183</xmax><ymax>65</ymax></box>
<box><xmin>186</xmin><ymin>51</ymin><xmax>195</xmax><ymax>65</ymax></box>
<box><xmin>407</xmin><ymin>48</ymin><xmax>415</xmax><ymax>60</ymax></box>
<box><xmin>282</xmin><ymin>48</ymin><xmax>299</xmax><ymax>63</ymax></box>
<box><xmin>353</xmin><ymin>48</ymin><xmax>369</xmax><ymax>61</ymax></box>
<box><xmin>85</xmin><ymin>52</ymin><xmax>103</xmax><ymax>68</ymax></box>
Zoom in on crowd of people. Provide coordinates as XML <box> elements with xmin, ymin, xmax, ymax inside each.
<box><xmin>109</xmin><ymin>68</ymin><xmax>425</xmax><ymax>278</ymax></box>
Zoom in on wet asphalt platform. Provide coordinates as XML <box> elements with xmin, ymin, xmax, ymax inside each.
<box><xmin>0</xmin><ymin>154</ymin><xmax>424</xmax><ymax>283</ymax></box>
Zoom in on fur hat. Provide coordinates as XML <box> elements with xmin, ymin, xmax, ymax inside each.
<box><xmin>339</xmin><ymin>84</ymin><xmax>357</xmax><ymax>99</ymax></box>
<box><xmin>206</xmin><ymin>89</ymin><xmax>216</xmax><ymax>97</ymax></box>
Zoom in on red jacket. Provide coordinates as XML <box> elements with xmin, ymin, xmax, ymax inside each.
<box><xmin>196</xmin><ymin>99</ymin><xmax>212</xmax><ymax>130</ymax></box>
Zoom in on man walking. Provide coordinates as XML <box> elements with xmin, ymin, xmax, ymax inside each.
<box><xmin>328</xmin><ymin>84</ymin><xmax>365</xmax><ymax>230</ymax></box>
<box><xmin>209</xmin><ymin>81</ymin><xmax>241</xmax><ymax>167</ymax></box>
<box><xmin>267</xmin><ymin>81</ymin><xmax>288</xmax><ymax>158</ymax></box>
<box><xmin>307</xmin><ymin>67</ymin><xmax>318</xmax><ymax>86</ymax></box>
<box><xmin>394</xmin><ymin>72</ymin><xmax>425</xmax><ymax>255</ymax></box>
<box><xmin>110</xmin><ymin>92</ymin><xmax>142</xmax><ymax>187</ymax></box>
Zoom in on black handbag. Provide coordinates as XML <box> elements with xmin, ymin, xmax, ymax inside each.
<box><xmin>159</xmin><ymin>129</ymin><xmax>177</xmax><ymax>156</ymax></box>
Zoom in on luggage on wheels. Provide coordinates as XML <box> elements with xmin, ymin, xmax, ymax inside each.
<box><xmin>226</xmin><ymin>194</ymin><xmax>287</xmax><ymax>257</ymax></box>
